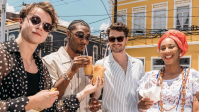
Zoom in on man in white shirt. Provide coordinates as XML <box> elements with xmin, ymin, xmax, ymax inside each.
<box><xmin>91</xmin><ymin>22</ymin><xmax>145</xmax><ymax>112</ymax></box>
<box><xmin>42</xmin><ymin>20</ymin><xmax>94</xmax><ymax>112</ymax></box>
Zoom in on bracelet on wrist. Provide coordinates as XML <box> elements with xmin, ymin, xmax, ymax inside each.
<box><xmin>79</xmin><ymin>92</ymin><xmax>83</xmax><ymax>102</ymax></box>
<box><xmin>63</xmin><ymin>73</ymin><xmax>71</xmax><ymax>81</ymax></box>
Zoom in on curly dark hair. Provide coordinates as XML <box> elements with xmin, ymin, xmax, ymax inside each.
<box><xmin>106</xmin><ymin>22</ymin><xmax>129</xmax><ymax>37</ymax></box>
<box><xmin>19</xmin><ymin>1</ymin><xmax>58</xmax><ymax>31</ymax></box>
<box><xmin>67</xmin><ymin>20</ymin><xmax>90</xmax><ymax>31</ymax></box>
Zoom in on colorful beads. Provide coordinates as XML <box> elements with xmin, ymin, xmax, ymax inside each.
<box><xmin>157</xmin><ymin>67</ymin><xmax>186</xmax><ymax>112</ymax></box>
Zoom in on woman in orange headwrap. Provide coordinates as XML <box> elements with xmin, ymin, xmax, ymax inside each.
<box><xmin>137</xmin><ymin>30</ymin><xmax>199</xmax><ymax>112</ymax></box>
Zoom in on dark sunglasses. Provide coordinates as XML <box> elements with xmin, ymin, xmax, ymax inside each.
<box><xmin>108</xmin><ymin>36</ymin><xmax>125</xmax><ymax>42</ymax></box>
<box><xmin>71</xmin><ymin>31</ymin><xmax>91</xmax><ymax>41</ymax></box>
<box><xmin>27</xmin><ymin>15</ymin><xmax>52</xmax><ymax>32</ymax></box>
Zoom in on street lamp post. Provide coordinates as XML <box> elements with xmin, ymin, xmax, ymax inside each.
<box><xmin>99</xmin><ymin>30</ymin><xmax>104</xmax><ymax>59</ymax></box>
<box><xmin>1</xmin><ymin>0</ymin><xmax>7</xmax><ymax>43</ymax></box>
<box><xmin>114</xmin><ymin>0</ymin><xmax>117</xmax><ymax>23</ymax></box>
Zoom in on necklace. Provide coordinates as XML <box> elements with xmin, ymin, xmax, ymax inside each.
<box><xmin>156</xmin><ymin>67</ymin><xmax>188</xmax><ymax>112</ymax></box>
<box><xmin>21</xmin><ymin>57</ymin><xmax>34</xmax><ymax>68</ymax></box>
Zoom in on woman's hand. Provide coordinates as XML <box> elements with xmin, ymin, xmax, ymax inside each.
<box><xmin>25</xmin><ymin>90</ymin><xmax>59</xmax><ymax>111</ymax></box>
<box><xmin>138</xmin><ymin>98</ymin><xmax>153</xmax><ymax>111</ymax></box>
<box><xmin>85</xmin><ymin>76</ymin><xmax>104</xmax><ymax>94</ymax></box>
<box><xmin>76</xmin><ymin>77</ymin><xmax>104</xmax><ymax>102</ymax></box>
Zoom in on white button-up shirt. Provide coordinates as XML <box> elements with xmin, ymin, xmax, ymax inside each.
<box><xmin>95</xmin><ymin>53</ymin><xmax>145</xmax><ymax>112</ymax></box>
<box><xmin>42</xmin><ymin>47</ymin><xmax>90</xmax><ymax>112</ymax></box>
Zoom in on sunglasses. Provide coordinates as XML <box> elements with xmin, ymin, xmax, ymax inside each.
<box><xmin>108</xmin><ymin>36</ymin><xmax>125</xmax><ymax>42</ymax></box>
<box><xmin>27</xmin><ymin>15</ymin><xmax>52</xmax><ymax>32</ymax></box>
<box><xmin>71</xmin><ymin>31</ymin><xmax>91</xmax><ymax>41</ymax></box>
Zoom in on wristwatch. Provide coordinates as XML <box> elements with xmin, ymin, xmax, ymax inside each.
<box><xmin>63</xmin><ymin>74</ymin><xmax>71</xmax><ymax>81</ymax></box>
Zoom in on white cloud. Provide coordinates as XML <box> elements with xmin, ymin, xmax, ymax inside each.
<box><xmin>93</xmin><ymin>23</ymin><xmax>110</xmax><ymax>37</ymax></box>
<box><xmin>58</xmin><ymin>18</ymin><xmax>71</xmax><ymax>27</ymax></box>
<box><xmin>91</xmin><ymin>27</ymin><xmax>94</xmax><ymax>31</ymax></box>
<box><xmin>100</xmin><ymin>23</ymin><xmax>109</xmax><ymax>31</ymax></box>
<box><xmin>6</xmin><ymin>3</ymin><xmax>19</xmax><ymax>14</ymax></box>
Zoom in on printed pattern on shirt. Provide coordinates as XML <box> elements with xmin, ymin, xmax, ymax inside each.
<box><xmin>0</xmin><ymin>40</ymin><xmax>80</xmax><ymax>112</ymax></box>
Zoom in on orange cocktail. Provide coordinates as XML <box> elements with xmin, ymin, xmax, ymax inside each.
<box><xmin>93</xmin><ymin>65</ymin><xmax>105</xmax><ymax>84</ymax></box>
<box><xmin>84</xmin><ymin>56</ymin><xmax>93</xmax><ymax>76</ymax></box>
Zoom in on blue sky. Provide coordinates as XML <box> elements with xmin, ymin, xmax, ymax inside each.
<box><xmin>6</xmin><ymin>0</ymin><xmax>111</xmax><ymax>35</ymax></box>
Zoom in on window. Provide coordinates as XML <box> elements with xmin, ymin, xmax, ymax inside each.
<box><xmin>176</xmin><ymin>6</ymin><xmax>189</xmax><ymax>30</ymax></box>
<box><xmin>151</xmin><ymin>56</ymin><xmax>191</xmax><ymax>70</ymax></box>
<box><xmin>153</xmin><ymin>10</ymin><xmax>166</xmax><ymax>33</ymax></box>
<box><xmin>151</xmin><ymin>58</ymin><xmax>165</xmax><ymax>70</ymax></box>
<box><xmin>117</xmin><ymin>9</ymin><xmax>127</xmax><ymax>25</ymax></box>
<box><xmin>134</xmin><ymin>13</ymin><xmax>145</xmax><ymax>30</ymax></box>
<box><xmin>132</xmin><ymin>6</ymin><xmax>147</xmax><ymax>38</ymax></box>
<box><xmin>133</xmin><ymin>13</ymin><xmax>145</xmax><ymax>36</ymax></box>
<box><xmin>93</xmin><ymin>45</ymin><xmax>98</xmax><ymax>62</ymax></box>
<box><xmin>151</xmin><ymin>2</ymin><xmax>168</xmax><ymax>35</ymax></box>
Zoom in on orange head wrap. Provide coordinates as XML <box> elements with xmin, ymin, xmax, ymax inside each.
<box><xmin>158</xmin><ymin>30</ymin><xmax>188</xmax><ymax>57</ymax></box>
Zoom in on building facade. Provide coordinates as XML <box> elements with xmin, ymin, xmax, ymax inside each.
<box><xmin>109</xmin><ymin>0</ymin><xmax>199</xmax><ymax>71</ymax></box>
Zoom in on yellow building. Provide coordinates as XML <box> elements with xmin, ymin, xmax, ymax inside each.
<box><xmin>108</xmin><ymin>0</ymin><xmax>199</xmax><ymax>71</ymax></box>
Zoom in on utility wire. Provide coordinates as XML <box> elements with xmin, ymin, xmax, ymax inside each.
<box><xmin>60</xmin><ymin>14</ymin><xmax>111</xmax><ymax>17</ymax></box>
<box><xmin>13</xmin><ymin>0</ymin><xmax>79</xmax><ymax>8</ymax></box>
<box><xmin>59</xmin><ymin>7</ymin><xmax>199</xmax><ymax>17</ymax></box>
<box><xmin>53</xmin><ymin>0</ymin><xmax>82</xmax><ymax>6</ymax></box>
<box><xmin>59</xmin><ymin>14</ymin><xmax>199</xmax><ymax>18</ymax></box>
<box><xmin>9</xmin><ymin>0</ymin><xmax>24</xmax><ymax>6</ymax></box>
<box><xmin>118</xmin><ymin>7</ymin><xmax>198</xmax><ymax>14</ymax></box>
<box><xmin>60</xmin><ymin>0</ymin><xmax>67</xmax><ymax>4</ymax></box>
<box><xmin>15</xmin><ymin>0</ymin><xmax>81</xmax><ymax>12</ymax></box>
<box><xmin>49</xmin><ymin>0</ymin><xmax>62</xmax><ymax>4</ymax></box>
<box><xmin>89</xmin><ymin>17</ymin><xmax>110</xmax><ymax>24</ymax></box>
<box><xmin>13</xmin><ymin>2</ymin><xmax>198</xmax><ymax>12</ymax></box>
<box><xmin>100</xmin><ymin>0</ymin><xmax>112</xmax><ymax>22</ymax></box>
<box><xmin>118</xmin><ymin>15</ymin><xmax>199</xmax><ymax>18</ymax></box>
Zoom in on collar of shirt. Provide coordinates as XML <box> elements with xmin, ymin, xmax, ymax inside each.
<box><xmin>104</xmin><ymin>53</ymin><xmax>136</xmax><ymax>71</ymax></box>
<box><xmin>57</xmin><ymin>47</ymin><xmax>72</xmax><ymax>64</ymax></box>
<box><xmin>3</xmin><ymin>39</ymin><xmax>40</xmax><ymax>62</ymax></box>
<box><xmin>3</xmin><ymin>39</ymin><xmax>20</xmax><ymax>53</ymax></box>
<box><xmin>107</xmin><ymin>53</ymin><xmax>135</xmax><ymax>64</ymax></box>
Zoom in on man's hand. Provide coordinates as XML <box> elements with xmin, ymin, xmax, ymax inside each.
<box><xmin>137</xmin><ymin>98</ymin><xmax>153</xmax><ymax>111</ymax></box>
<box><xmin>70</xmin><ymin>56</ymin><xmax>90</xmax><ymax>73</ymax></box>
<box><xmin>88</xmin><ymin>98</ymin><xmax>101</xmax><ymax>112</ymax></box>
